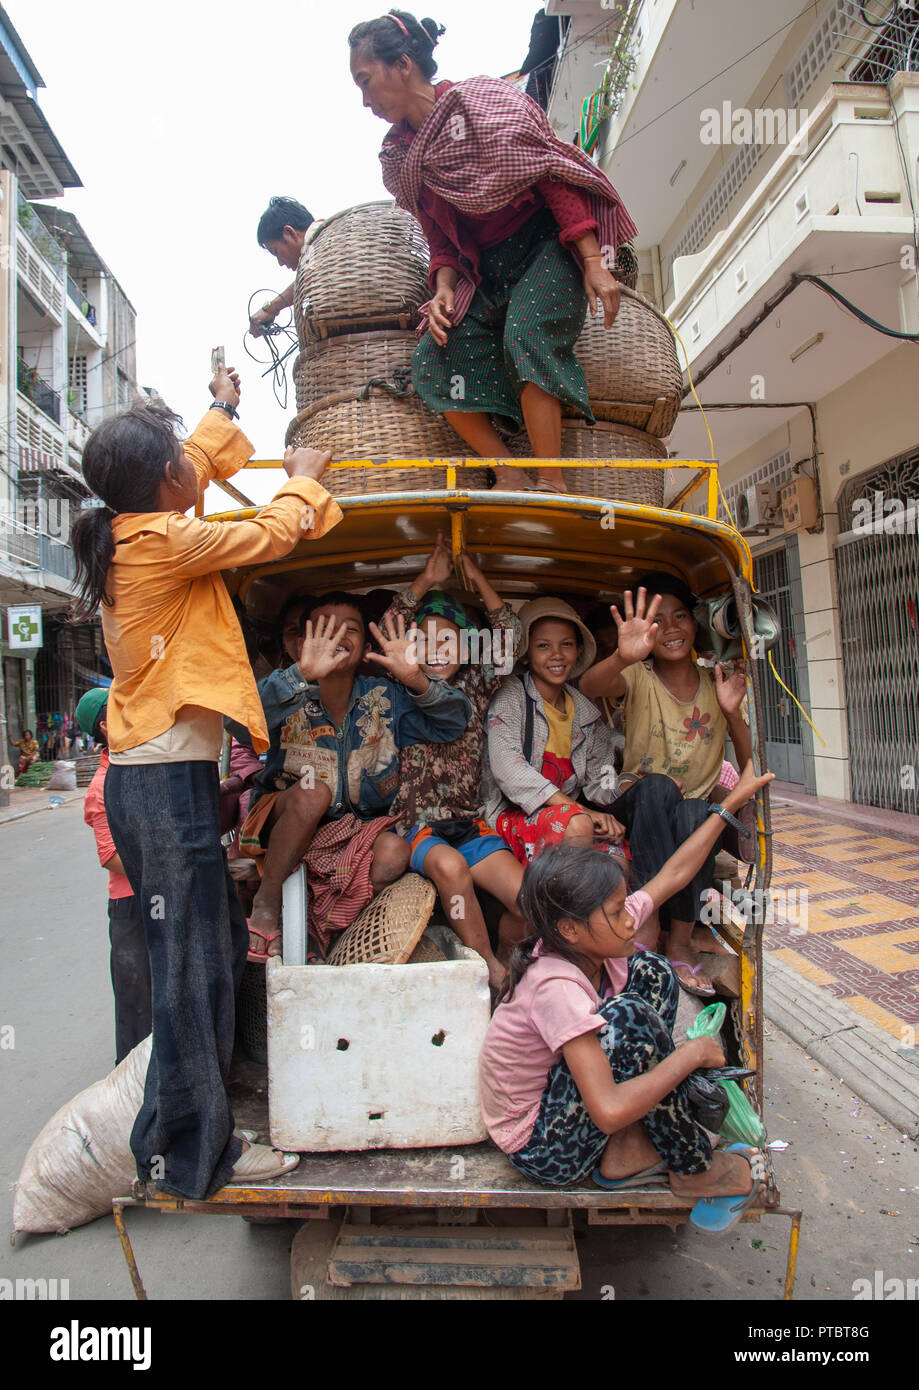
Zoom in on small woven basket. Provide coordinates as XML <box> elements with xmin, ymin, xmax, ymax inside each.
<box><xmin>286</xmin><ymin>396</ymin><xmax>489</xmax><ymax>495</ymax></box>
<box><xmin>408</xmin><ymin>933</ymin><xmax>446</xmax><ymax>964</ymax></box>
<box><xmin>295</xmin><ymin>202</ymin><xmax>429</xmax><ymax>343</ymax></box>
<box><xmin>327</xmin><ymin>874</ymin><xmax>437</xmax><ymax>966</ymax></box>
<box><xmin>575</xmin><ymin>286</ymin><xmax>682</xmax><ymax>437</ymax></box>
<box><xmin>558</xmin><ymin>420</ymin><xmax>667</xmax><ymax>504</ymax></box>
<box><xmin>293</xmin><ymin>330</ymin><xmax>417</xmax><ymax>414</ymax></box>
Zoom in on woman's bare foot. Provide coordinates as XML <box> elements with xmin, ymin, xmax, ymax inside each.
<box><xmin>535</xmin><ymin>468</ymin><xmax>567</xmax><ymax>493</ymax></box>
<box><xmin>597</xmin><ymin>1122</ymin><xmax>662</xmax><ymax>1181</ymax></box>
<box><xmin>668</xmin><ymin>1149</ymin><xmax>758</xmax><ymax>1200</ymax></box>
<box><xmin>493</xmin><ymin>464</ymin><xmax>535</xmax><ymax>491</ymax></box>
<box><xmin>691</xmin><ymin>925</ymin><xmax>732</xmax><ymax>957</ymax></box>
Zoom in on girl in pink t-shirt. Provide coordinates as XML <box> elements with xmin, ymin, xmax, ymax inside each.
<box><xmin>479</xmin><ymin>762</ymin><xmax>772</xmax><ymax>1225</ymax></box>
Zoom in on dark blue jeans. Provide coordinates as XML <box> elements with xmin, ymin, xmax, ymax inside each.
<box><xmin>104</xmin><ymin>761</ymin><xmax>248</xmax><ymax>1199</ymax></box>
<box><xmin>107</xmin><ymin>895</ymin><xmax>152</xmax><ymax>1066</ymax></box>
<box><xmin>611</xmin><ymin>774</ymin><xmax>722</xmax><ymax>925</ymax></box>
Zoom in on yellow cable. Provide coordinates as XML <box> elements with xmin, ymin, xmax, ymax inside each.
<box><xmin>767</xmin><ymin>650</ymin><xmax>827</xmax><ymax>748</ymax></box>
<box><xmin>664</xmin><ymin>313</ymin><xmax>738</xmax><ymax>528</ymax></box>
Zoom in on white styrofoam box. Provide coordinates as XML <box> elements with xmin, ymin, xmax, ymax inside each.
<box><xmin>266</xmin><ymin>930</ymin><xmax>490</xmax><ymax>1152</ymax></box>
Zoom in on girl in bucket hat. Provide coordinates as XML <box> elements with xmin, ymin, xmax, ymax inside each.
<box><xmin>482</xmin><ymin>597</ymin><xmax>624</xmax><ymax>864</ymax></box>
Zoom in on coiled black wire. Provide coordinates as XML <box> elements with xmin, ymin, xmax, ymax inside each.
<box><xmin>243</xmin><ymin>290</ymin><xmax>299</xmax><ymax>410</ymax></box>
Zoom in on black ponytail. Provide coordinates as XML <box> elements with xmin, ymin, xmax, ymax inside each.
<box><xmin>70</xmin><ymin>398</ymin><xmax>184</xmax><ymax>620</ymax></box>
<box><xmin>348</xmin><ymin>10</ymin><xmax>446</xmax><ymax>80</ymax></box>
<box><xmin>71</xmin><ymin>506</ymin><xmax>117</xmax><ymax>618</ymax></box>
<box><xmin>498</xmin><ymin>845</ymin><xmax>628</xmax><ymax>1004</ymax></box>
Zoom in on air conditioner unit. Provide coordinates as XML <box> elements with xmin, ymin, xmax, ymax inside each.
<box><xmin>781</xmin><ymin>475</ymin><xmax>819</xmax><ymax>532</ymax></box>
<box><xmin>736</xmin><ymin>482</ymin><xmax>779</xmax><ymax>533</ymax></box>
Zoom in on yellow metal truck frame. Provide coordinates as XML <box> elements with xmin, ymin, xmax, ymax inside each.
<box><xmin>114</xmin><ymin>457</ymin><xmax>801</xmax><ymax>1300</ymax></box>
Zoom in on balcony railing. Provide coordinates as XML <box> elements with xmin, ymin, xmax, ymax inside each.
<box><xmin>0</xmin><ymin>484</ymin><xmax>76</xmax><ymax>583</ymax></box>
<box><xmin>17</xmin><ymin>357</ymin><xmax>62</xmax><ymax>427</ymax></box>
<box><xmin>17</xmin><ymin>189</ymin><xmax>65</xmax><ymax>272</ymax></box>
<box><xmin>66</xmin><ymin>276</ymin><xmax>98</xmax><ymax>326</ymax></box>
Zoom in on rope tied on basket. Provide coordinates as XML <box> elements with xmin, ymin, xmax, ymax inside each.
<box><xmin>358</xmin><ymin>365</ymin><xmax>414</xmax><ymax>401</ymax></box>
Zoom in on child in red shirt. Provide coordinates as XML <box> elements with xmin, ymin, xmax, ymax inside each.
<box><xmin>78</xmin><ymin>688</ymin><xmax>152</xmax><ymax>1065</ymax></box>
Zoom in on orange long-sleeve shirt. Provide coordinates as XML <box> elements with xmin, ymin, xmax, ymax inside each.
<box><xmin>101</xmin><ymin>409</ymin><xmax>342</xmax><ymax>754</ymax></box>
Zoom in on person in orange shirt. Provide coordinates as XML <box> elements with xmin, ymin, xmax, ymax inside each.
<box><xmin>70</xmin><ymin>366</ymin><xmax>342</xmax><ymax>1201</ymax></box>
<box><xmin>77</xmin><ymin>687</ymin><xmax>152</xmax><ymax>1066</ymax></box>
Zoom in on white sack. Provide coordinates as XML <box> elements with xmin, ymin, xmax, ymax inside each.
<box><xmin>12</xmin><ymin>1034</ymin><xmax>151</xmax><ymax>1235</ymax></box>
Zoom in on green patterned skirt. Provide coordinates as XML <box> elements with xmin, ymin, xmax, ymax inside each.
<box><xmin>412</xmin><ymin>209</ymin><xmax>593</xmax><ymax>431</ymax></box>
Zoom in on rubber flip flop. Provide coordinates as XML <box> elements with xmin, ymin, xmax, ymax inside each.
<box><xmin>592</xmin><ymin>1160</ymin><xmax>668</xmax><ymax>1191</ymax></box>
<box><xmin>247</xmin><ymin>922</ymin><xmax>282</xmax><ymax>964</ymax></box>
<box><xmin>688</xmin><ymin>1144</ymin><xmax>767</xmax><ymax>1235</ymax></box>
<box><xmin>670</xmin><ymin>960</ymin><xmax>716</xmax><ymax>998</ymax></box>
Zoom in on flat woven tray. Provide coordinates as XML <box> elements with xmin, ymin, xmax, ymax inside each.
<box><xmin>295</xmin><ymin>201</ymin><xmax>429</xmax><ymax>344</ymax></box>
<box><xmin>408</xmin><ymin>933</ymin><xmax>446</xmax><ymax>964</ymax></box>
<box><xmin>574</xmin><ymin>286</ymin><xmax>682</xmax><ymax>437</ymax></box>
<box><xmin>327</xmin><ymin>874</ymin><xmax>437</xmax><ymax>966</ymax></box>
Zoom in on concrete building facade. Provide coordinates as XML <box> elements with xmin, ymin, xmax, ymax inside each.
<box><xmin>546</xmin><ymin>0</ymin><xmax>919</xmax><ymax>813</ymax></box>
<box><xmin>0</xmin><ymin>6</ymin><xmax>140</xmax><ymax>789</ymax></box>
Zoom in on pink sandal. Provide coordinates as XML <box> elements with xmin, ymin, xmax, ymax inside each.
<box><xmin>247</xmin><ymin>923</ymin><xmax>282</xmax><ymax>964</ymax></box>
<box><xmin>669</xmin><ymin>960</ymin><xmax>716</xmax><ymax>998</ymax></box>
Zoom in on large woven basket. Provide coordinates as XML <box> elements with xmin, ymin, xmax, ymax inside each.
<box><xmin>558</xmin><ymin>420</ymin><xmax>667</xmax><ymax>504</ymax></box>
<box><xmin>286</xmin><ymin>396</ymin><xmax>490</xmax><ymax>495</ymax></box>
<box><xmin>293</xmin><ymin>330</ymin><xmax>417</xmax><ymax>414</ymax></box>
<box><xmin>295</xmin><ymin>202</ymin><xmax>429</xmax><ymax>343</ymax></box>
<box><xmin>575</xmin><ymin>286</ymin><xmax>682</xmax><ymax>436</ymax></box>
<box><xmin>327</xmin><ymin>873</ymin><xmax>436</xmax><ymax>966</ymax></box>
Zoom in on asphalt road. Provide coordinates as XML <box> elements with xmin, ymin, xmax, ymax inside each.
<box><xmin>1</xmin><ymin>800</ymin><xmax>917</xmax><ymax>1303</ymax></box>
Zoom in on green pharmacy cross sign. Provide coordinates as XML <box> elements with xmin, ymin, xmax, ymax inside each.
<box><xmin>6</xmin><ymin>605</ymin><xmax>43</xmax><ymax>651</ymax></box>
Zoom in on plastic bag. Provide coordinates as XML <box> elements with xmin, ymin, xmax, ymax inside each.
<box><xmin>684</xmin><ymin>1003</ymin><xmax>765</xmax><ymax>1144</ymax></box>
<box><xmin>684</xmin><ymin>1072</ymin><xmax>729</xmax><ymax>1132</ymax></box>
<box><xmin>45</xmin><ymin>760</ymin><xmax>76</xmax><ymax>791</ymax></box>
<box><xmin>718</xmin><ymin>1078</ymin><xmax>766</xmax><ymax>1146</ymax></box>
<box><xmin>12</xmin><ymin>1035</ymin><xmax>151</xmax><ymax>1234</ymax></box>
<box><xmin>686</xmin><ymin>1002</ymin><xmax>726</xmax><ymax>1040</ymax></box>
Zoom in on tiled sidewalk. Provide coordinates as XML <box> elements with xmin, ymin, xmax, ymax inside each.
<box><xmin>765</xmin><ymin>799</ymin><xmax>919</xmax><ymax>1042</ymax></box>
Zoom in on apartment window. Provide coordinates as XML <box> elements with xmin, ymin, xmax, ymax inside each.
<box><xmin>116</xmin><ymin>369</ymin><xmax>130</xmax><ymax>410</ymax></box>
<box><xmin>68</xmin><ymin>356</ymin><xmax>88</xmax><ymax>417</ymax></box>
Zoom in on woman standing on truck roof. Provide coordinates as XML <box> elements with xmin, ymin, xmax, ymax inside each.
<box><xmin>348</xmin><ymin>10</ymin><xmax>637</xmax><ymax>493</ymax></box>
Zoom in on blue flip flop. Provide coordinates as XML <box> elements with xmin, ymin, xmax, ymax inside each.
<box><xmin>689</xmin><ymin>1143</ymin><xmax>767</xmax><ymax>1234</ymax></box>
<box><xmin>592</xmin><ymin>1160</ymin><xmax>668</xmax><ymax>1191</ymax></box>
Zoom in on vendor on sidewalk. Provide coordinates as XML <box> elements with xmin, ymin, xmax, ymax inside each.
<box><xmin>348</xmin><ymin>9</ymin><xmax>637</xmax><ymax>493</ymax></box>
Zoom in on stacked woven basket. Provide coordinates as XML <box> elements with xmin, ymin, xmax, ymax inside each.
<box><xmin>286</xmin><ymin>201</ymin><xmax>485</xmax><ymax>495</ymax></box>
<box><xmin>286</xmin><ymin>200</ymin><xmax>682</xmax><ymax>504</ymax></box>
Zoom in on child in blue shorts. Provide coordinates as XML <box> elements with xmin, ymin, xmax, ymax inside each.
<box><xmin>385</xmin><ymin>535</ymin><xmax>525</xmax><ymax>991</ymax></box>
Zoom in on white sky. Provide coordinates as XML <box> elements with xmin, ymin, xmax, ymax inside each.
<box><xmin>11</xmin><ymin>0</ymin><xmax>544</xmax><ymax>504</ymax></box>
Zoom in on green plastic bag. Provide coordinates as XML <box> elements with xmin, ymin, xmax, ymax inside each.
<box><xmin>718</xmin><ymin>1079</ymin><xmax>766</xmax><ymax>1146</ymax></box>
<box><xmin>685</xmin><ymin>1003</ymin><xmax>766</xmax><ymax>1145</ymax></box>
<box><xmin>686</xmin><ymin>1003</ymin><xmax>726</xmax><ymax>1040</ymax></box>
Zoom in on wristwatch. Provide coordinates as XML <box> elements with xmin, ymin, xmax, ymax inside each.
<box><xmin>210</xmin><ymin>400</ymin><xmax>238</xmax><ymax>420</ymax></box>
<box><xmin>711</xmin><ymin>803</ymin><xmax>750</xmax><ymax>837</ymax></box>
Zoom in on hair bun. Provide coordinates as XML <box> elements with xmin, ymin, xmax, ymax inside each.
<box><xmin>420</xmin><ymin>17</ymin><xmax>445</xmax><ymax>46</ymax></box>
